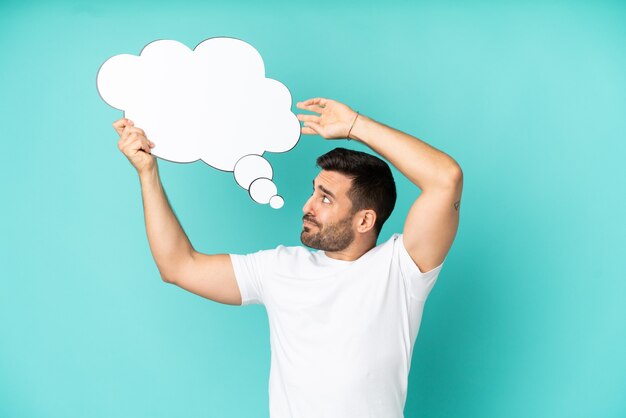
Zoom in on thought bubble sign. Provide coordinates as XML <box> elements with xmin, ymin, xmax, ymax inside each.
<box><xmin>96</xmin><ymin>37</ymin><xmax>301</xmax><ymax>208</ymax></box>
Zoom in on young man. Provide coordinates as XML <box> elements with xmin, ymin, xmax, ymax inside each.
<box><xmin>113</xmin><ymin>97</ymin><xmax>463</xmax><ymax>418</ymax></box>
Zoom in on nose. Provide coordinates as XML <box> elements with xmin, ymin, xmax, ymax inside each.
<box><xmin>302</xmin><ymin>194</ymin><xmax>315</xmax><ymax>216</ymax></box>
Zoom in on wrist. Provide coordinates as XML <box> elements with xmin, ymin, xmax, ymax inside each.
<box><xmin>346</xmin><ymin>111</ymin><xmax>359</xmax><ymax>140</ymax></box>
<box><xmin>348</xmin><ymin>113</ymin><xmax>372</xmax><ymax>144</ymax></box>
<box><xmin>138</xmin><ymin>164</ymin><xmax>158</xmax><ymax>182</ymax></box>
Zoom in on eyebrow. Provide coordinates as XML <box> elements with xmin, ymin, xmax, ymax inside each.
<box><xmin>312</xmin><ymin>180</ymin><xmax>336</xmax><ymax>198</ymax></box>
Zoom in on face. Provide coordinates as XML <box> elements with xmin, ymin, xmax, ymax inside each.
<box><xmin>301</xmin><ymin>170</ymin><xmax>356</xmax><ymax>252</ymax></box>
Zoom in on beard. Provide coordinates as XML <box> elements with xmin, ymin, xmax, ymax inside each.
<box><xmin>300</xmin><ymin>213</ymin><xmax>356</xmax><ymax>252</ymax></box>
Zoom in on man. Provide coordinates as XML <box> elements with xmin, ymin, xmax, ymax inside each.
<box><xmin>113</xmin><ymin>97</ymin><xmax>463</xmax><ymax>418</ymax></box>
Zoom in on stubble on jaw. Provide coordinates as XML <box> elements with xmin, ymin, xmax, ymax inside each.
<box><xmin>300</xmin><ymin>215</ymin><xmax>355</xmax><ymax>252</ymax></box>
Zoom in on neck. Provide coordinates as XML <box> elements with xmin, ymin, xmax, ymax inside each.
<box><xmin>323</xmin><ymin>234</ymin><xmax>378</xmax><ymax>261</ymax></box>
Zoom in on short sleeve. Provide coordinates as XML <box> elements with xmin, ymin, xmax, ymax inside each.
<box><xmin>229</xmin><ymin>249</ymin><xmax>275</xmax><ymax>306</ymax></box>
<box><xmin>394</xmin><ymin>234</ymin><xmax>444</xmax><ymax>301</ymax></box>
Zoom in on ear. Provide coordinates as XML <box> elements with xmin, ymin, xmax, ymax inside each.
<box><xmin>355</xmin><ymin>209</ymin><xmax>377</xmax><ymax>234</ymax></box>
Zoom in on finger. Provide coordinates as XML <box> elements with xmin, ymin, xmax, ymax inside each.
<box><xmin>128</xmin><ymin>126</ymin><xmax>146</xmax><ymax>136</ymax></box>
<box><xmin>120</xmin><ymin>127</ymin><xmax>146</xmax><ymax>146</ymax></box>
<box><xmin>112</xmin><ymin>117</ymin><xmax>131</xmax><ymax>129</ymax></box>
<box><xmin>113</xmin><ymin>118</ymin><xmax>128</xmax><ymax>135</ymax></box>
<box><xmin>298</xmin><ymin>98</ymin><xmax>328</xmax><ymax>108</ymax></box>
<box><xmin>119</xmin><ymin>132</ymin><xmax>140</xmax><ymax>152</ymax></box>
<box><xmin>118</xmin><ymin>124</ymin><xmax>133</xmax><ymax>146</ymax></box>
<box><xmin>296</xmin><ymin>103</ymin><xmax>325</xmax><ymax>114</ymax></box>
<box><xmin>131</xmin><ymin>138</ymin><xmax>151</xmax><ymax>154</ymax></box>
<box><xmin>139</xmin><ymin>139</ymin><xmax>152</xmax><ymax>154</ymax></box>
<box><xmin>112</xmin><ymin>118</ymin><xmax>126</xmax><ymax>131</ymax></box>
<box><xmin>121</xmin><ymin>129</ymin><xmax>145</xmax><ymax>148</ymax></box>
<box><xmin>297</xmin><ymin>114</ymin><xmax>321</xmax><ymax>123</ymax></box>
<box><xmin>112</xmin><ymin>118</ymin><xmax>132</xmax><ymax>136</ymax></box>
<box><xmin>303</xmin><ymin>121</ymin><xmax>323</xmax><ymax>134</ymax></box>
<box><xmin>301</xmin><ymin>126</ymin><xmax>318</xmax><ymax>135</ymax></box>
<box><xmin>299</xmin><ymin>97</ymin><xmax>327</xmax><ymax>106</ymax></box>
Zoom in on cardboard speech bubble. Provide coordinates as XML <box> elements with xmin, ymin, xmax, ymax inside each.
<box><xmin>97</xmin><ymin>37</ymin><xmax>301</xmax><ymax>208</ymax></box>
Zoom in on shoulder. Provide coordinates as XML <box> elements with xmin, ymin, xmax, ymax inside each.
<box><xmin>230</xmin><ymin>244</ymin><xmax>313</xmax><ymax>279</ymax></box>
<box><xmin>274</xmin><ymin>244</ymin><xmax>315</xmax><ymax>263</ymax></box>
<box><xmin>238</xmin><ymin>243</ymin><xmax>311</xmax><ymax>262</ymax></box>
<box><xmin>370</xmin><ymin>232</ymin><xmax>418</xmax><ymax>266</ymax></box>
<box><xmin>351</xmin><ymin>233</ymin><xmax>402</xmax><ymax>263</ymax></box>
<box><xmin>385</xmin><ymin>232</ymin><xmax>411</xmax><ymax>253</ymax></box>
<box><xmin>257</xmin><ymin>244</ymin><xmax>325</xmax><ymax>278</ymax></box>
<box><xmin>374</xmin><ymin>232</ymin><xmax>403</xmax><ymax>254</ymax></box>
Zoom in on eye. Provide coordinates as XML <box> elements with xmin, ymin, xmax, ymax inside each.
<box><xmin>322</xmin><ymin>196</ymin><xmax>331</xmax><ymax>204</ymax></box>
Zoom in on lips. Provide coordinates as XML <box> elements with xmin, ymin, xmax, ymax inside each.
<box><xmin>302</xmin><ymin>217</ymin><xmax>319</xmax><ymax>227</ymax></box>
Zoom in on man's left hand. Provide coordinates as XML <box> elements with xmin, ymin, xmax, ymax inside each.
<box><xmin>296</xmin><ymin>97</ymin><xmax>358</xmax><ymax>139</ymax></box>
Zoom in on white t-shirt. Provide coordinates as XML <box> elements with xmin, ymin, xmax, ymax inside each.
<box><xmin>229</xmin><ymin>233</ymin><xmax>444</xmax><ymax>418</ymax></box>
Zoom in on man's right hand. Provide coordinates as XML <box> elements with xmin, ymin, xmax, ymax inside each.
<box><xmin>111</xmin><ymin>118</ymin><xmax>242</xmax><ymax>306</ymax></box>
<box><xmin>113</xmin><ymin>118</ymin><xmax>156</xmax><ymax>175</ymax></box>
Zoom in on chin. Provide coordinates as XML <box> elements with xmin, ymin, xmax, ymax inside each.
<box><xmin>300</xmin><ymin>231</ymin><xmax>317</xmax><ymax>249</ymax></box>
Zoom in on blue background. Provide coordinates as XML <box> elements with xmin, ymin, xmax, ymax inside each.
<box><xmin>1</xmin><ymin>1</ymin><xmax>625</xmax><ymax>417</ymax></box>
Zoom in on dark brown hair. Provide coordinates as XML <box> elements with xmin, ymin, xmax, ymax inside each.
<box><xmin>316</xmin><ymin>147</ymin><xmax>397</xmax><ymax>236</ymax></box>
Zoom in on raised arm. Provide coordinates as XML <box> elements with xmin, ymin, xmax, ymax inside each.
<box><xmin>349</xmin><ymin>113</ymin><xmax>462</xmax><ymax>272</ymax></box>
<box><xmin>296</xmin><ymin>98</ymin><xmax>463</xmax><ymax>273</ymax></box>
<box><xmin>113</xmin><ymin>118</ymin><xmax>242</xmax><ymax>306</ymax></box>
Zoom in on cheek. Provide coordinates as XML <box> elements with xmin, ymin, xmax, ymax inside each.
<box><xmin>318</xmin><ymin>207</ymin><xmax>339</xmax><ymax>224</ymax></box>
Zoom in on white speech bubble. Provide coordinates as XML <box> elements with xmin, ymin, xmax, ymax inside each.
<box><xmin>96</xmin><ymin>37</ymin><xmax>300</xmax><ymax>208</ymax></box>
<box><xmin>269</xmin><ymin>195</ymin><xmax>284</xmax><ymax>209</ymax></box>
<box><xmin>234</xmin><ymin>154</ymin><xmax>273</xmax><ymax>190</ymax></box>
<box><xmin>249</xmin><ymin>178</ymin><xmax>277</xmax><ymax>204</ymax></box>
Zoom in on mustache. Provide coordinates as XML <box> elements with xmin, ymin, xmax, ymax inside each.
<box><xmin>302</xmin><ymin>215</ymin><xmax>320</xmax><ymax>227</ymax></box>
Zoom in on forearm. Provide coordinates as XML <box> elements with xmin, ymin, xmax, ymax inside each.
<box><xmin>138</xmin><ymin>163</ymin><xmax>194</xmax><ymax>280</ymax></box>
<box><xmin>349</xmin><ymin>114</ymin><xmax>461</xmax><ymax>191</ymax></box>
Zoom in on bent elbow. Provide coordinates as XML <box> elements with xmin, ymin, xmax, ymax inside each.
<box><xmin>160</xmin><ymin>273</ymin><xmax>175</xmax><ymax>284</ymax></box>
<box><xmin>441</xmin><ymin>163</ymin><xmax>463</xmax><ymax>189</ymax></box>
<box><xmin>449</xmin><ymin>164</ymin><xmax>463</xmax><ymax>185</ymax></box>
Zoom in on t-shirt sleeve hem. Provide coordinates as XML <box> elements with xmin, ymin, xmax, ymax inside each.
<box><xmin>397</xmin><ymin>234</ymin><xmax>445</xmax><ymax>279</ymax></box>
<box><xmin>229</xmin><ymin>254</ymin><xmax>254</xmax><ymax>306</ymax></box>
